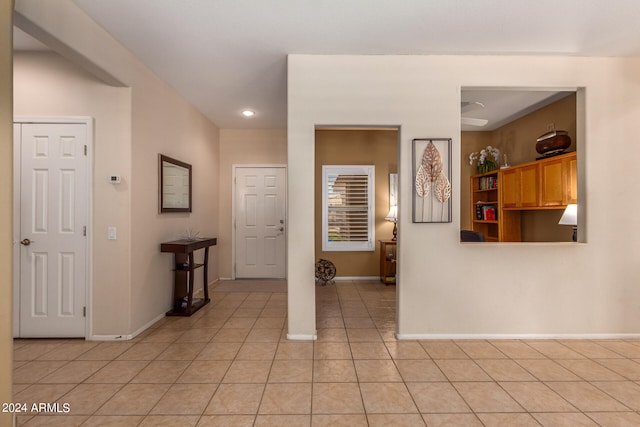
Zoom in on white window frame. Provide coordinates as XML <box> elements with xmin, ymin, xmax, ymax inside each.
<box><xmin>322</xmin><ymin>165</ymin><xmax>375</xmax><ymax>251</ymax></box>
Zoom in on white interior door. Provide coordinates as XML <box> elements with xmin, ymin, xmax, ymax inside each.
<box><xmin>235</xmin><ymin>167</ymin><xmax>286</xmax><ymax>278</ymax></box>
<box><xmin>16</xmin><ymin>122</ymin><xmax>88</xmax><ymax>337</ymax></box>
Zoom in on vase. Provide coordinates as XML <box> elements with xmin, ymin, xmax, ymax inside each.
<box><xmin>477</xmin><ymin>161</ymin><xmax>496</xmax><ymax>174</ymax></box>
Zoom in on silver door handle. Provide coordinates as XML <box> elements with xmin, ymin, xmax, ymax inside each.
<box><xmin>20</xmin><ymin>238</ymin><xmax>33</xmax><ymax>246</ymax></box>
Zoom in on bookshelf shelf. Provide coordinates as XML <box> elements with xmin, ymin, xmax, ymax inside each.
<box><xmin>470</xmin><ymin>170</ymin><xmax>521</xmax><ymax>242</ymax></box>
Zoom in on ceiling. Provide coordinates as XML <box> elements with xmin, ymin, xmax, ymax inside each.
<box><xmin>13</xmin><ymin>0</ymin><xmax>640</xmax><ymax>129</ymax></box>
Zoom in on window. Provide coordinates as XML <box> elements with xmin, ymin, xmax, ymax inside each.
<box><xmin>322</xmin><ymin>165</ymin><xmax>375</xmax><ymax>251</ymax></box>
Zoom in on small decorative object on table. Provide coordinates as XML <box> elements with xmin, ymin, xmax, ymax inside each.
<box><xmin>181</xmin><ymin>229</ymin><xmax>200</xmax><ymax>241</ymax></box>
<box><xmin>536</xmin><ymin>129</ymin><xmax>571</xmax><ymax>159</ymax></box>
<box><xmin>500</xmin><ymin>153</ymin><xmax>510</xmax><ymax>169</ymax></box>
<box><xmin>315</xmin><ymin>259</ymin><xmax>336</xmax><ymax>286</ymax></box>
<box><xmin>469</xmin><ymin>145</ymin><xmax>500</xmax><ymax>174</ymax></box>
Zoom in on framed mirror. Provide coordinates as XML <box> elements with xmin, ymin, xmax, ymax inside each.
<box><xmin>159</xmin><ymin>154</ymin><xmax>192</xmax><ymax>213</ymax></box>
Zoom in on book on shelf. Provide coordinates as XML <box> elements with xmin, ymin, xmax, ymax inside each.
<box><xmin>484</xmin><ymin>206</ymin><xmax>496</xmax><ymax>221</ymax></box>
<box><xmin>478</xmin><ymin>175</ymin><xmax>498</xmax><ymax>190</ymax></box>
<box><xmin>475</xmin><ymin>202</ymin><xmax>497</xmax><ymax>221</ymax></box>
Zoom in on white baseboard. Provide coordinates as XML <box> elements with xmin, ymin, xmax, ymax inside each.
<box><xmin>395</xmin><ymin>333</ymin><xmax>640</xmax><ymax>340</ymax></box>
<box><xmin>87</xmin><ymin>280</ymin><xmax>222</xmax><ymax>341</ymax></box>
<box><xmin>88</xmin><ymin>334</ymin><xmax>133</xmax><ymax>341</ymax></box>
<box><xmin>286</xmin><ymin>333</ymin><xmax>317</xmax><ymax>341</ymax></box>
<box><xmin>87</xmin><ymin>311</ymin><xmax>166</xmax><ymax>341</ymax></box>
<box><xmin>334</xmin><ymin>276</ymin><xmax>380</xmax><ymax>281</ymax></box>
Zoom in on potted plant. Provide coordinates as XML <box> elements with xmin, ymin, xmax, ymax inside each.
<box><xmin>469</xmin><ymin>145</ymin><xmax>500</xmax><ymax>173</ymax></box>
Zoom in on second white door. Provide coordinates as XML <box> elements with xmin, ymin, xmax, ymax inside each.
<box><xmin>235</xmin><ymin>167</ymin><xmax>286</xmax><ymax>278</ymax></box>
<box><xmin>16</xmin><ymin>122</ymin><xmax>88</xmax><ymax>337</ymax></box>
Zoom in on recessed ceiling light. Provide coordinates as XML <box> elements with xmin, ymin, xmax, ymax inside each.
<box><xmin>241</xmin><ymin>110</ymin><xmax>255</xmax><ymax>117</ymax></box>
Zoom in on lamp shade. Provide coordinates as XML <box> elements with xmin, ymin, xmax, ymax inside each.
<box><xmin>385</xmin><ymin>205</ymin><xmax>397</xmax><ymax>222</ymax></box>
<box><xmin>558</xmin><ymin>204</ymin><xmax>577</xmax><ymax>226</ymax></box>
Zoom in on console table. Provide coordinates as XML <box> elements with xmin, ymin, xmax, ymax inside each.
<box><xmin>379</xmin><ymin>240</ymin><xmax>397</xmax><ymax>285</ymax></box>
<box><xmin>160</xmin><ymin>237</ymin><xmax>217</xmax><ymax>316</ymax></box>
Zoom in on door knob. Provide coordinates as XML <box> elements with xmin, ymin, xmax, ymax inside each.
<box><xmin>20</xmin><ymin>238</ymin><xmax>33</xmax><ymax>246</ymax></box>
<box><xmin>278</xmin><ymin>227</ymin><xmax>284</xmax><ymax>232</ymax></box>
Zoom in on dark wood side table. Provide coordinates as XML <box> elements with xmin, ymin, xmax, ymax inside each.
<box><xmin>160</xmin><ymin>237</ymin><xmax>217</xmax><ymax>316</ymax></box>
<box><xmin>379</xmin><ymin>240</ymin><xmax>397</xmax><ymax>285</ymax></box>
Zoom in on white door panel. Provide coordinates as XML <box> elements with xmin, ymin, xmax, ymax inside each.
<box><xmin>235</xmin><ymin>167</ymin><xmax>286</xmax><ymax>278</ymax></box>
<box><xmin>18</xmin><ymin>122</ymin><xmax>87</xmax><ymax>337</ymax></box>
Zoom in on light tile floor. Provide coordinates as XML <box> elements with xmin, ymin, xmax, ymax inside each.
<box><xmin>12</xmin><ymin>280</ymin><xmax>640</xmax><ymax>426</ymax></box>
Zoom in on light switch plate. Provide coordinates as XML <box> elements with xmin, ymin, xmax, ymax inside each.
<box><xmin>107</xmin><ymin>227</ymin><xmax>117</xmax><ymax>240</ymax></box>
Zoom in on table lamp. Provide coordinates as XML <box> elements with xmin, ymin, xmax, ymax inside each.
<box><xmin>386</xmin><ymin>173</ymin><xmax>398</xmax><ymax>241</ymax></box>
<box><xmin>385</xmin><ymin>205</ymin><xmax>397</xmax><ymax>241</ymax></box>
<box><xmin>558</xmin><ymin>204</ymin><xmax>577</xmax><ymax>242</ymax></box>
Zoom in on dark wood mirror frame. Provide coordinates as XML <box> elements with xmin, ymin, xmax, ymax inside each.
<box><xmin>159</xmin><ymin>154</ymin><xmax>192</xmax><ymax>213</ymax></box>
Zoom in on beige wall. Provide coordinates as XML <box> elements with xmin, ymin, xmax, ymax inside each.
<box><xmin>314</xmin><ymin>129</ymin><xmax>398</xmax><ymax>277</ymax></box>
<box><xmin>15</xmin><ymin>1</ymin><xmax>220</xmax><ymax>337</ymax></box>
<box><xmin>1</xmin><ymin>1</ymin><xmax>13</xmax><ymax>423</ymax></box>
<box><xmin>460</xmin><ymin>94</ymin><xmax>577</xmax><ymax>241</ymax></box>
<box><xmin>219</xmin><ymin>129</ymin><xmax>287</xmax><ymax>278</ymax></box>
<box><xmin>14</xmin><ymin>51</ymin><xmax>133</xmax><ymax>334</ymax></box>
<box><xmin>490</xmin><ymin>93</ymin><xmax>577</xmax><ymax>167</ymax></box>
<box><xmin>129</xmin><ymin>66</ymin><xmax>220</xmax><ymax>333</ymax></box>
<box><xmin>289</xmin><ymin>54</ymin><xmax>640</xmax><ymax>338</ymax></box>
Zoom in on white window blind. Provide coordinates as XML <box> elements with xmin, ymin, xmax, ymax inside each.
<box><xmin>322</xmin><ymin>165</ymin><xmax>375</xmax><ymax>251</ymax></box>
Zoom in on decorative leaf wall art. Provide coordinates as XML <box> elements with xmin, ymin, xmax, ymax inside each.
<box><xmin>412</xmin><ymin>138</ymin><xmax>452</xmax><ymax>223</ymax></box>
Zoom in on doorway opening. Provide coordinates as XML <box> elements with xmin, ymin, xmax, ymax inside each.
<box><xmin>314</xmin><ymin>127</ymin><xmax>400</xmax><ymax>334</ymax></box>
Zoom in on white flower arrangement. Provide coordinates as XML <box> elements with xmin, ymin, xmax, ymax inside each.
<box><xmin>469</xmin><ymin>145</ymin><xmax>500</xmax><ymax>173</ymax></box>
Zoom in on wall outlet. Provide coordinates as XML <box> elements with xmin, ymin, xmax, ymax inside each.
<box><xmin>108</xmin><ymin>175</ymin><xmax>121</xmax><ymax>184</ymax></box>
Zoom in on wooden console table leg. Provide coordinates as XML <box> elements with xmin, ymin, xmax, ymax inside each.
<box><xmin>203</xmin><ymin>247</ymin><xmax>210</xmax><ymax>302</ymax></box>
<box><xmin>187</xmin><ymin>251</ymin><xmax>195</xmax><ymax>313</ymax></box>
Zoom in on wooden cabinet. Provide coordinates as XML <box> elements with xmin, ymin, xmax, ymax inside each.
<box><xmin>501</xmin><ymin>164</ymin><xmax>539</xmax><ymax>208</ymax></box>
<box><xmin>500</xmin><ymin>168</ymin><xmax>518</xmax><ymax>209</ymax></box>
<box><xmin>539</xmin><ymin>152</ymin><xmax>577</xmax><ymax>206</ymax></box>
<box><xmin>520</xmin><ymin>164</ymin><xmax>539</xmax><ymax>207</ymax></box>
<box><xmin>379</xmin><ymin>240</ymin><xmax>396</xmax><ymax>285</ymax></box>
<box><xmin>564</xmin><ymin>154</ymin><xmax>578</xmax><ymax>204</ymax></box>
<box><xmin>540</xmin><ymin>157</ymin><xmax>565</xmax><ymax>206</ymax></box>
<box><xmin>501</xmin><ymin>152</ymin><xmax>577</xmax><ymax>210</ymax></box>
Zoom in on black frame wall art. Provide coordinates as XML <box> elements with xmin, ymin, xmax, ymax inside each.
<box><xmin>412</xmin><ymin>138</ymin><xmax>452</xmax><ymax>223</ymax></box>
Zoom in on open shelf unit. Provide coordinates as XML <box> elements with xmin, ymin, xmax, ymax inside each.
<box><xmin>470</xmin><ymin>170</ymin><xmax>521</xmax><ymax>242</ymax></box>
